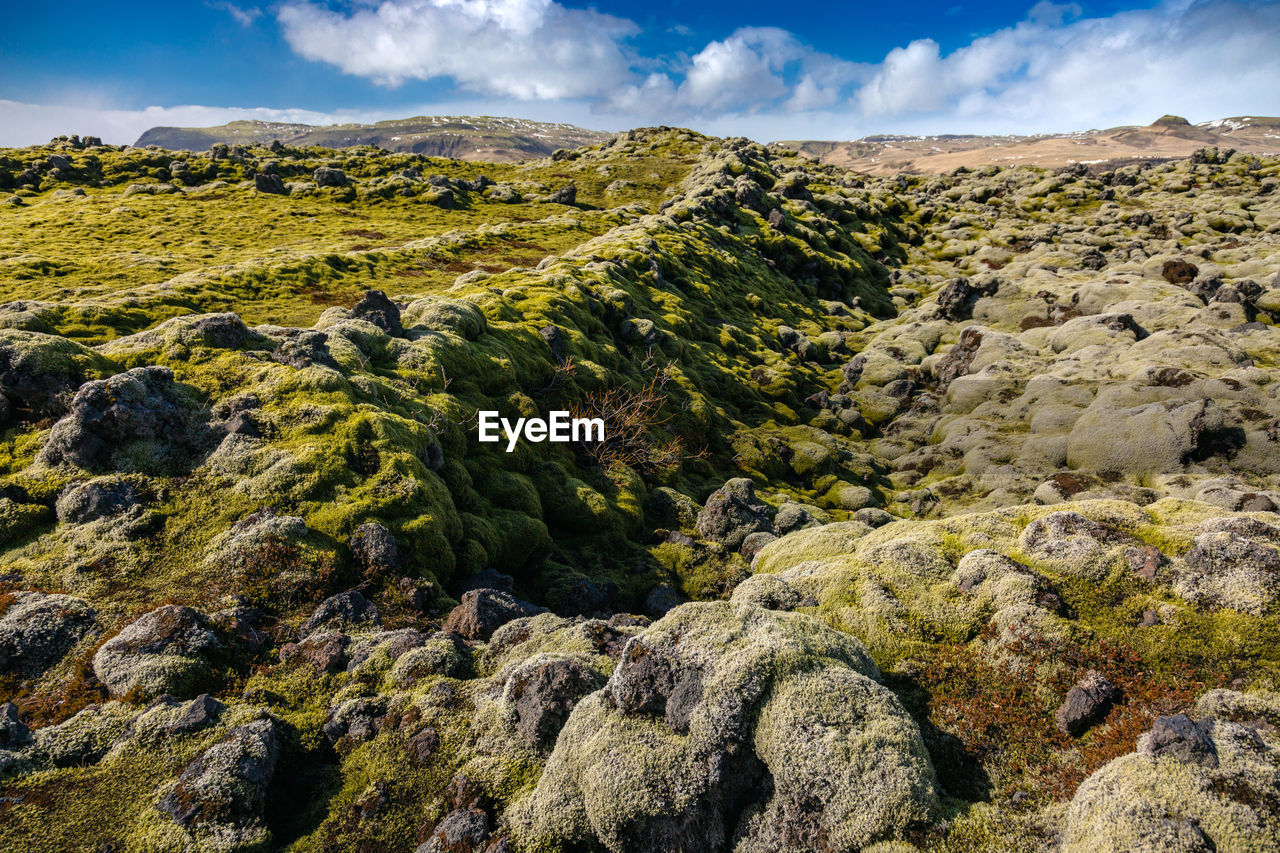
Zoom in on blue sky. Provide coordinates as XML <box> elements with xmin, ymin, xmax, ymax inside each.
<box><xmin>2</xmin><ymin>0</ymin><xmax>1279</xmax><ymax>145</ymax></box>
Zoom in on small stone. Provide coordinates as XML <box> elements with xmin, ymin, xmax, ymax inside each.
<box><xmin>1055</xmin><ymin>670</ymin><xmax>1115</xmax><ymax>737</ymax></box>
<box><xmin>281</xmin><ymin>632</ymin><xmax>350</xmax><ymax>674</ymax></box>
<box><xmin>171</xmin><ymin>693</ymin><xmax>226</xmax><ymax>734</ymax></box>
<box><xmin>1125</xmin><ymin>545</ymin><xmax>1164</xmax><ymax>581</ymax></box>
<box><xmin>408</xmin><ymin>727</ymin><xmax>440</xmax><ymax>766</ymax></box>
<box><xmin>1144</xmin><ymin>714</ymin><xmax>1218</xmax><ymax>768</ymax></box>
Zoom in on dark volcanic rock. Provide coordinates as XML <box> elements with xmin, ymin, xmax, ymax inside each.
<box><xmin>38</xmin><ymin>366</ymin><xmax>211</xmax><ymax>473</ymax></box>
<box><xmin>695</xmin><ymin>478</ymin><xmax>774</xmax><ymax>551</ymax></box>
<box><xmin>253</xmin><ymin>173</ymin><xmax>286</xmax><ymax>195</ymax></box>
<box><xmin>506</xmin><ymin>656</ymin><xmax>605</xmax><ymax>748</ymax></box>
<box><xmin>1055</xmin><ymin>670</ymin><xmax>1115</xmax><ymax>736</ymax></box>
<box><xmin>157</xmin><ymin>717</ymin><xmax>280</xmax><ymax>834</ymax></box>
<box><xmin>270</xmin><ymin>329</ymin><xmax>338</xmax><ymax>369</ymax></box>
<box><xmin>407</xmin><ymin>726</ymin><xmax>440</xmax><ymax>765</ymax></box>
<box><xmin>1144</xmin><ymin>713</ymin><xmax>1218</xmax><ymax>768</ymax></box>
<box><xmin>55</xmin><ymin>476</ymin><xmax>140</xmax><ymax>524</ymax></box>
<box><xmin>610</xmin><ymin>637</ymin><xmax>677</xmax><ymax>716</ymax></box>
<box><xmin>1161</xmin><ymin>259</ymin><xmax>1199</xmax><ymax>284</ymax></box>
<box><xmin>92</xmin><ymin>604</ymin><xmax>220</xmax><ymax>699</ymax></box>
<box><xmin>299</xmin><ymin>590</ymin><xmax>381</xmax><ymax>638</ymax></box>
<box><xmin>416</xmin><ymin>808</ymin><xmax>490</xmax><ymax>853</ymax></box>
<box><xmin>171</xmin><ymin>693</ymin><xmax>226</xmax><ymax>735</ymax></box>
<box><xmin>0</xmin><ymin>332</ymin><xmax>111</xmax><ymax>424</ymax></box>
<box><xmin>280</xmin><ymin>631</ymin><xmax>350</xmax><ymax>674</ymax></box>
<box><xmin>323</xmin><ymin>696</ymin><xmax>388</xmax><ymax>746</ymax></box>
<box><xmin>936</xmin><ymin>277</ymin><xmax>998</xmax><ymax>320</ymax></box>
<box><xmin>644</xmin><ymin>584</ymin><xmax>683</xmax><ymax>619</ymax></box>
<box><xmin>1124</xmin><ymin>544</ymin><xmax>1165</xmax><ymax>581</ymax></box>
<box><xmin>0</xmin><ymin>701</ymin><xmax>31</xmax><ymax>749</ymax></box>
<box><xmin>313</xmin><ymin>166</ymin><xmax>348</xmax><ymax>187</ymax></box>
<box><xmin>443</xmin><ymin>589</ymin><xmax>545</xmax><ymax>641</ymax></box>
<box><xmin>351</xmin><ymin>289</ymin><xmax>404</xmax><ymax>337</ymax></box>
<box><xmin>539</xmin><ymin>324</ymin><xmax>567</xmax><ymax>360</ymax></box>
<box><xmin>349</xmin><ymin>521</ymin><xmax>400</xmax><ymax>575</ymax></box>
<box><xmin>548</xmin><ymin>183</ymin><xmax>577</xmax><ymax>205</ymax></box>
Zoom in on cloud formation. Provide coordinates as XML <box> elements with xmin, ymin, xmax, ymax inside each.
<box><xmin>278</xmin><ymin>0</ymin><xmax>638</xmax><ymax>98</ymax></box>
<box><xmin>207</xmin><ymin>2</ymin><xmax>263</xmax><ymax>27</ymax></box>
<box><xmin>274</xmin><ymin>0</ymin><xmax>1280</xmax><ymax>136</ymax></box>
<box><xmin>853</xmin><ymin>0</ymin><xmax>1280</xmax><ymax>132</ymax></box>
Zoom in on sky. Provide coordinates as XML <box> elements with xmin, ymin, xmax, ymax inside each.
<box><xmin>1</xmin><ymin>0</ymin><xmax>1279</xmax><ymax>146</ymax></box>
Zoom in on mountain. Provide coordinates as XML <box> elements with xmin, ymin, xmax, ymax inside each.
<box><xmin>135</xmin><ymin>115</ymin><xmax>613</xmax><ymax>161</ymax></box>
<box><xmin>778</xmin><ymin>114</ymin><xmax>1280</xmax><ymax>174</ymax></box>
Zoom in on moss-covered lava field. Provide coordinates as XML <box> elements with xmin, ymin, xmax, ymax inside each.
<box><xmin>1</xmin><ymin>129</ymin><xmax>1279</xmax><ymax>852</ymax></box>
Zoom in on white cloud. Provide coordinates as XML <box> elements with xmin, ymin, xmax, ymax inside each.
<box><xmin>852</xmin><ymin>0</ymin><xmax>1280</xmax><ymax>134</ymax></box>
<box><xmin>277</xmin><ymin>0</ymin><xmax>638</xmax><ymax>99</ymax></box>
<box><xmin>207</xmin><ymin>2</ymin><xmax>263</xmax><ymax>27</ymax></box>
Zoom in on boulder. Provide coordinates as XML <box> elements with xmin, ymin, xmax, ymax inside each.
<box><xmin>350</xmin><ymin>289</ymin><xmax>403</xmax><ymax>337</ymax></box>
<box><xmin>55</xmin><ymin>476</ymin><xmax>139</xmax><ymax>524</ymax></box>
<box><xmin>503</xmin><ymin>654</ymin><xmax>605</xmax><ymax>748</ymax></box>
<box><xmin>1066</xmin><ymin>399</ymin><xmax>1232</xmax><ymax>477</ymax></box>
<box><xmin>695</xmin><ymin>478</ymin><xmax>774</xmax><ymax>551</ymax></box>
<box><xmin>1064</xmin><ymin>690</ymin><xmax>1280</xmax><ymax>853</ymax></box>
<box><xmin>349</xmin><ymin>521</ymin><xmax>400</xmax><ymax>576</ymax></box>
<box><xmin>345</xmin><ymin>628</ymin><xmax>431</xmax><ymax>676</ymax></box>
<box><xmin>415</xmin><ymin>808</ymin><xmax>490</xmax><ymax>853</ymax></box>
<box><xmin>510</xmin><ymin>601</ymin><xmax>936</xmax><ymax>853</ymax></box>
<box><xmin>0</xmin><ymin>330</ymin><xmax>114</xmax><ymax>423</ymax></box>
<box><xmin>0</xmin><ymin>591</ymin><xmax>96</xmax><ymax>677</ymax></box>
<box><xmin>157</xmin><ymin>717</ymin><xmax>280</xmax><ymax>846</ymax></box>
<box><xmin>1144</xmin><ymin>713</ymin><xmax>1218</xmax><ymax>768</ymax></box>
<box><xmin>1161</xmin><ymin>258</ymin><xmax>1199</xmax><ymax>284</ymax></box>
<box><xmin>1055</xmin><ymin>670</ymin><xmax>1115</xmax><ymax>736</ymax></box>
<box><xmin>443</xmin><ymin>589</ymin><xmax>545</xmax><ymax>641</ymax></box>
<box><xmin>548</xmin><ymin>183</ymin><xmax>577</xmax><ymax>205</ymax></box>
<box><xmin>280</xmin><ymin>632</ymin><xmax>350</xmax><ymax>674</ymax></box>
<box><xmin>0</xmin><ymin>702</ymin><xmax>31</xmax><ymax>750</ymax></box>
<box><xmin>644</xmin><ymin>584</ymin><xmax>682</xmax><ymax>619</ymax></box>
<box><xmin>253</xmin><ymin>173</ymin><xmax>286</xmax><ymax>195</ymax></box>
<box><xmin>323</xmin><ymin>696</ymin><xmax>388</xmax><ymax>747</ymax></box>
<box><xmin>299</xmin><ymin>590</ymin><xmax>381</xmax><ymax>638</ymax></box>
<box><xmin>1173</xmin><ymin>530</ymin><xmax>1280</xmax><ymax>615</ymax></box>
<box><xmin>170</xmin><ymin>693</ymin><xmax>226</xmax><ymax>735</ymax></box>
<box><xmin>91</xmin><ymin>605</ymin><xmax>220</xmax><ymax>699</ymax></box>
<box><xmin>936</xmin><ymin>277</ymin><xmax>998</xmax><ymax>320</ymax></box>
<box><xmin>38</xmin><ymin>366</ymin><xmax>211</xmax><ymax>473</ymax></box>
<box><xmin>313</xmin><ymin>167</ymin><xmax>348</xmax><ymax>187</ymax></box>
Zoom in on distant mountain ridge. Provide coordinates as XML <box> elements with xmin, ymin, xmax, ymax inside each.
<box><xmin>776</xmin><ymin>115</ymin><xmax>1280</xmax><ymax>174</ymax></box>
<box><xmin>134</xmin><ymin>115</ymin><xmax>613</xmax><ymax>162</ymax></box>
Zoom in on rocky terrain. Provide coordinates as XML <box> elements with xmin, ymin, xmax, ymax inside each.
<box><xmin>782</xmin><ymin>114</ymin><xmax>1280</xmax><ymax>175</ymax></box>
<box><xmin>0</xmin><ymin>126</ymin><xmax>1278</xmax><ymax>852</ymax></box>
<box><xmin>135</xmin><ymin>116</ymin><xmax>612</xmax><ymax>162</ymax></box>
